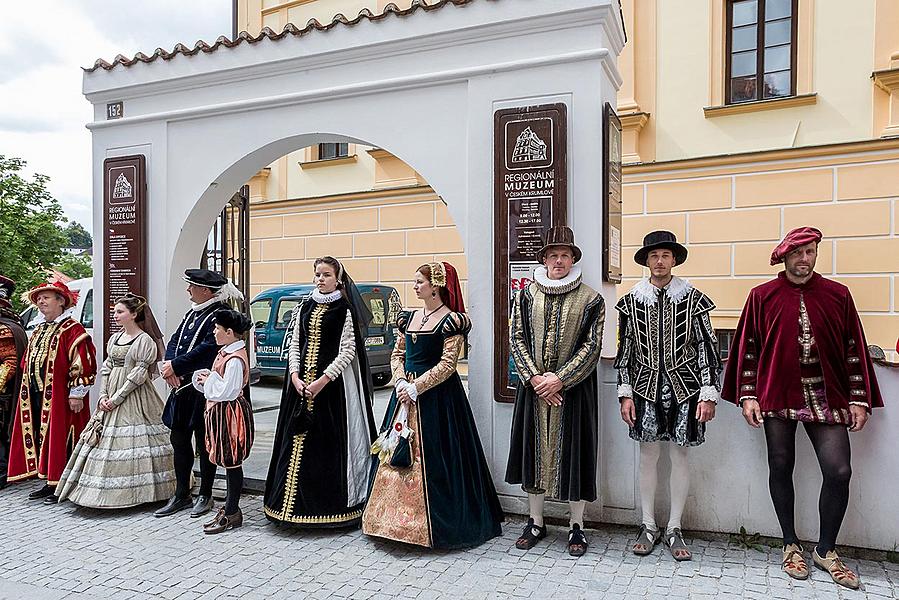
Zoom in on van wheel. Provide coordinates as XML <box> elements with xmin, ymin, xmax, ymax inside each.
<box><xmin>372</xmin><ymin>373</ymin><xmax>391</xmax><ymax>387</ymax></box>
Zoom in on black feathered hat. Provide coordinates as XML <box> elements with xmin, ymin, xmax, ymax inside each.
<box><xmin>183</xmin><ymin>268</ymin><xmax>228</xmax><ymax>289</ymax></box>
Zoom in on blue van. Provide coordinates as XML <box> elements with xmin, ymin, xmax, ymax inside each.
<box><xmin>250</xmin><ymin>283</ymin><xmax>402</xmax><ymax>386</ymax></box>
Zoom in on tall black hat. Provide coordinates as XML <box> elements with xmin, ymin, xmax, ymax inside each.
<box><xmin>536</xmin><ymin>226</ymin><xmax>582</xmax><ymax>264</ymax></box>
<box><xmin>183</xmin><ymin>268</ymin><xmax>228</xmax><ymax>289</ymax></box>
<box><xmin>634</xmin><ymin>231</ymin><xmax>688</xmax><ymax>266</ymax></box>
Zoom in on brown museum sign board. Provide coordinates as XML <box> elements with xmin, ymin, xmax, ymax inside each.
<box><xmin>103</xmin><ymin>155</ymin><xmax>147</xmax><ymax>345</ymax></box>
<box><xmin>603</xmin><ymin>102</ymin><xmax>623</xmax><ymax>283</ymax></box>
<box><xmin>493</xmin><ymin>103</ymin><xmax>568</xmax><ymax>403</ymax></box>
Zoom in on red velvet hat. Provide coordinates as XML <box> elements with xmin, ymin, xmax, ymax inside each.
<box><xmin>27</xmin><ymin>280</ymin><xmax>78</xmax><ymax>310</ymax></box>
<box><xmin>426</xmin><ymin>261</ymin><xmax>465</xmax><ymax>313</ymax></box>
<box><xmin>770</xmin><ymin>227</ymin><xmax>822</xmax><ymax>265</ymax></box>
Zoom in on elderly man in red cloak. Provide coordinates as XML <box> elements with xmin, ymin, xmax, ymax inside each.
<box><xmin>722</xmin><ymin>226</ymin><xmax>883</xmax><ymax>590</ymax></box>
<box><xmin>7</xmin><ymin>281</ymin><xmax>96</xmax><ymax>503</ymax></box>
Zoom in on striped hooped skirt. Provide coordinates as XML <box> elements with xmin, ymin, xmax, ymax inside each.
<box><xmin>205</xmin><ymin>395</ymin><xmax>255</xmax><ymax>469</ymax></box>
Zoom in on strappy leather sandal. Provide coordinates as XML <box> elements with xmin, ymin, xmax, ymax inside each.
<box><xmin>812</xmin><ymin>547</ymin><xmax>859</xmax><ymax>590</ymax></box>
<box><xmin>782</xmin><ymin>543</ymin><xmax>809</xmax><ymax>580</ymax></box>
<box><xmin>515</xmin><ymin>518</ymin><xmax>547</xmax><ymax>550</ymax></box>
<box><xmin>665</xmin><ymin>528</ymin><xmax>692</xmax><ymax>561</ymax></box>
<box><xmin>632</xmin><ymin>524</ymin><xmax>662</xmax><ymax>556</ymax></box>
<box><xmin>568</xmin><ymin>524</ymin><xmax>588</xmax><ymax>557</ymax></box>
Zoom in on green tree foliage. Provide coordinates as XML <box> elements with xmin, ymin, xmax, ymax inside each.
<box><xmin>63</xmin><ymin>221</ymin><xmax>92</xmax><ymax>249</ymax></box>
<box><xmin>56</xmin><ymin>253</ymin><xmax>93</xmax><ymax>281</ymax></box>
<box><xmin>0</xmin><ymin>156</ymin><xmax>71</xmax><ymax>310</ymax></box>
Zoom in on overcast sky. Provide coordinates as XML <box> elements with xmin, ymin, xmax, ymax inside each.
<box><xmin>0</xmin><ymin>1</ymin><xmax>232</xmax><ymax>233</ymax></box>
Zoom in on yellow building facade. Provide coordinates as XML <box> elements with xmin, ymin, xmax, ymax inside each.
<box><xmin>619</xmin><ymin>0</ymin><xmax>899</xmax><ymax>356</ymax></box>
<box><xmin>235</xmin><ymin>0</ymin><xmax>899</xmax><ymax>355</ymax></box>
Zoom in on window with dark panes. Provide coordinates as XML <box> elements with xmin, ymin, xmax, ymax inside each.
<box><xmin>318</xmin><ymin>143</ymin><xmax>349</xmax><ymax>160</ymax></box>
<box><xmin>727</xmin><ymin>0</ymin><xmax>796</xmax><ymax>104</ymax></box>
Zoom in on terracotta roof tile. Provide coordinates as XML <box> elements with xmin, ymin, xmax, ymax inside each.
<box><xmin>84</xmin><ymin>0</ymin><xmax>486</xmax><ymax>73</ymax></box>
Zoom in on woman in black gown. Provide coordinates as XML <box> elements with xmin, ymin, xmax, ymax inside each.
<box><xmin>264</xmin><ymin>257</ymin><xmax>376</xmax><ymax>527</ymax></box>
<box><xmin>362</xmin><ymin>261</ymin><xmax>503</xmax><ymax>548</ymax></box>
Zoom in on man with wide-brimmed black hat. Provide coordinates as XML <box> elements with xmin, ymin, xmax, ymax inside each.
<box><xmin>0</xmin><ymin>275</ymin><xmax>26</xmax><ymax>490</ymax></box>
<box><xmin>614</xmin><ymin>231</ymin><xmax>720</xmax><ymax>562</ymax></box>
<box><xmin>155</xmin><ymin>269</ymin><xmax>238</xmax><ymax>518</ymax></box>
<box><xmin>505</xmin><ymin>226</ymin><xmax>605</xmax><ymax>557</ymax></box>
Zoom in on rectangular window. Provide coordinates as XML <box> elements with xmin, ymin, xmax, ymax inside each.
<box><xmin>717</xmin><ymin>329</ymin><xmax>736</xmax><ymax>361</ymax></box>
<box><xmin>317</xmin><ymin>143</ymin><xmax>349</xmax><ymax>160</ymax></box>
<box><xmin>726</xmin><ymin>0</ymin><xmax>797</xmax><ymax>104</ymax></box>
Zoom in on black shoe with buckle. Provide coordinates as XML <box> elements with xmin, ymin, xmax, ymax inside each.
<box><xmin>515</xmin><ymin>518</ymin><xmax>547</xmax><ymax>550</ymax></box>
<box><xmin>191</xmin><ymin>494</ymin><xmax>214</xmax><ymax>518</ymax></box>
<box><xmin>28</xmin><ymin>484</ymin><xmax>54</xmax><ymax>500</ymax></box>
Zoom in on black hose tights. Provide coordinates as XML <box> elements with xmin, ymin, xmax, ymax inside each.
<box><xmin>225</xmin><ymin>467</ymin><xmax>243</xmax><ymax>515</ymax></box>
<box><xmin>170</xmin><ymin>428</ymin><xmax>215</xmax><ymax>499</ymax></box>
<box><xmin>763</xmin><ymin>418</ymin><xmax>852</xmax><ymax>554</ymax></box>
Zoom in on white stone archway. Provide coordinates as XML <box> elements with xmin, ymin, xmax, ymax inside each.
<box><xmin>85</xmin><ymin>0</ymin><xmax>625</xmax><ymax>523</ymax></box>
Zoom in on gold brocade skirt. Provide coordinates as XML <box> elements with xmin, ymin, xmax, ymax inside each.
<box><xmin>362</xmin><ymin>400</ymin><xmax>432</xmax><ymax>547</ymax></box>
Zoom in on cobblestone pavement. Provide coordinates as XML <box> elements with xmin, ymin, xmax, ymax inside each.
<box><xmin>0</xmin><ymin>482</ymin><xmax>895</xmax><ymax>600</ymax></box>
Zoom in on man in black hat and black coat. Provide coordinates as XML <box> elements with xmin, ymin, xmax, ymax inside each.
<box><xmin>614</xmin><ymin>231</ymin><xmax>720</xmax><ymax>562</ymax></box>
<box><xmin>505</xmin><ymin>226</ymin><xmax>605</xmax><ymax>557</ymax></box>
<box><xmin>0</xmin><ymin>275</ymin><xmax>26</xmax><ymax>490</ymax></box>
<box><xmin>155</xmin><ymin>269</ymin><xmax>232</xmax><ymax>517</ymax></box>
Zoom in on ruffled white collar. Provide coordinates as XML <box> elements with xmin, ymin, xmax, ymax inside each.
<box><xmin>533</xmin><ymin>265</ymin><xmax>583</xmax><ymax>295</ymax></box>
<box><xmin>629</xmin><ymin>276</ymin><xmax>692</xmax><ymax>306</ymax></box>
<box><xmin>191</xmin><ymin>296</ymin><xmax>220</xmax><ymax>312</ymax></box>
<box><xmin>312</xmin><ymin>289</ymin><xmax>342</xmax><ymax>304</ymax></box>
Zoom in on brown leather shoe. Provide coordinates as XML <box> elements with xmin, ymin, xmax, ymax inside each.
<box><xmin>203</xmin><ymin>508</ymin><xmax>224</xmax><ymax>529</ymax></box>
<box><xmin>203</xmin><ymin>509</ymin><xmax>243</xmax><ymax>535</ymax></box>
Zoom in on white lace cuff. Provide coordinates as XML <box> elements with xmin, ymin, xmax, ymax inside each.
<box><xmin>405</xmin><ymin>380</ymin><xmax>418</xmax><ymax>402</ymax></box>
<box><xmin>69</xmin><ymin>385</ymin><xmax>91</xmax><ymax>399</ymax></box>
<box><xmin>617</xmin><ymin>384</ymin><xmax>633</xmax><ymax>399</ymax></box>
<box><xmin>699</xmin><ymin>385</ymin><xmax>720</xmax><ymax>404</ymax></box>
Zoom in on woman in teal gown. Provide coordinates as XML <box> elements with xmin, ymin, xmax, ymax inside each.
<box><xmin>362</xmin><ymin>261</ymin><xmax>503</xmax><ymax>549</ymax></box>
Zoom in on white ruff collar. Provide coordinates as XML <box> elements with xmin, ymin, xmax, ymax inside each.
<box><xmin>533</xmin><ymin>265</ymin><xmax>583</xmax><ymax>295</ymax></box>
<box><xmin>629</xmin><ymin>276</ymin><xmax>692</xmax><ymax>306</ymax></box>
<box><xmin>312</xmin><ymin>289</ymin><xmax>342</xmax><ymax>304</ymax></box>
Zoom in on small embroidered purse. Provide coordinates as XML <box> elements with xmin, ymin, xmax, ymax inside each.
<box><xmin>81</xmin><ymin>410</ymin><xmax>105</xmax><ymax>447</ymax></box>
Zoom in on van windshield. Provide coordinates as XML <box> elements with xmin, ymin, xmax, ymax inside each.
<box><xmin>250</xmin><ymin>299</ymin><xmax>272</xmax><ymax>327</ymax></box>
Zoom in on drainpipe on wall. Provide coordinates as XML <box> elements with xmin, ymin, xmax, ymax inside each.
<box><xmin>232</xmin><ymin>0</ymin><xmax>239</xmax><ymax>39</ymax></box>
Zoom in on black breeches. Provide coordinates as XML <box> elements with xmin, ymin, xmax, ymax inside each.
<box><xmin>763</xmin><ymin>418</ymin><xmax>852</xmax><ymax>552</ymax></box>
<box><xmin>225</xmin><ymin>467</ymin><xmax>243</xmax><ymax>514</ymax></box>
<box><xmin>170</xmin><ymin>425</ymin><xmax>215</xmax><ymax>498</ymax></box>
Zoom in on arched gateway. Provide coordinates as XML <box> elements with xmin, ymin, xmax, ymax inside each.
<box><xmin>84</xmin><ymin>0</ymin><xmax>625</xmax><ymax>520</ymax></box>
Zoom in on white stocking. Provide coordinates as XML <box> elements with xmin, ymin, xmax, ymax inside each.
<box><xmin>667</xmin><ymin>444</ymin><xmax>690</xmax><ymax>533</ymax></box>
<box><xmin>569</xmin><ymin>500</ymin><xmax>586</xmax><ymax>529</ymax></box>
<box><xmin>528</xmin><ymin>492</ymin><xmax>545</xmax><ymax>527</ymax></box>
<box><xmin>639</xmin><ymin>442</ymin><xmax>661</xmax><ymax>531</ymax></box>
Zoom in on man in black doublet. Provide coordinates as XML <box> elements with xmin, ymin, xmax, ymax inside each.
<box><xmin>155</xmin><ymin>269</ymin><xmax>229</xmax><ymax>518</ymax></box>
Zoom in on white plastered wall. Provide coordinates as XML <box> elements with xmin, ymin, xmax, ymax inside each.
<box><xmin>84</xmin><ymin>0</ymin><xmax>894</xmax><ymax>551</ymax></box>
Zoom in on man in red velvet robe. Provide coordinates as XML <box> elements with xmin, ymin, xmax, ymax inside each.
<box><xmin>722</xmin><ymin>227</ymin><xmax>882</xmax><ymax>590</ymax></box>
<box><xmin>7</xmin><ymin>281</ymin><xmax>96</xmax><ymax>503</ymax></box>
<box><xmin>0</xmin><ymin>275</ymin><xmax>27</xmax><ymax>490</ymax></box>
